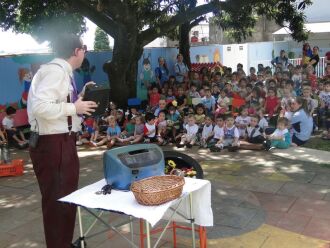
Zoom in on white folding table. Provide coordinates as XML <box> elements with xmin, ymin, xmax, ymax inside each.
<box><xmin>59</xmin><ymin>177</ymin><xmax>213</xmax><ymax>248</ymax></box>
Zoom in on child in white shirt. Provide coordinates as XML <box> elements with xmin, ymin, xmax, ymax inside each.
<box><xmin>211</xmin><ymin>115</ymin><xmax>240</xmax><ymax>152</ymax></box>
<box><xmin>264</xmin><ymin>117</ymin><xmax>291</xmax><ymax>150</ymax></box>
<box><xmin>235</xmin><ymin>107</ymin><xmax>251</xmax><ymax>138</ymax></box>
<box><xmin>176</xmin><ymin>115</ymin><xmax>198</xmax><ymax>148</ymax></box>
<box><xmin>200</xmin><ymin>116</ymin><xmax>214</xmax><ymax>148</ymax></box>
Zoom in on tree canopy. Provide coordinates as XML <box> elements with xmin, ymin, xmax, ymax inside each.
<box><xmin>94</xmin><ymin>27</ymin><xmax>111</xmax><ymax>51</ymax></box>
<box><xmin>0</xmin><ymin>0</ymin><xmax>312</xmax><ymax>106</ymax></box>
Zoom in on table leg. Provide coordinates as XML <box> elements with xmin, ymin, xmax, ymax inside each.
<box><xmin>140</xmin><ymin>219</ymin><xmax>144</xmax><ymax>248</ymax></box>
<box><xmin>78</xmin><ymin>206</ymin><xmax>85</xmax><ymax>248</ymax></box>
<box><xmin>145</xmin><ymin>220</ymin><xmax>151</xmax><ymax>248</ymax></box>
<box><xmin>172</xmin><ymin>221</ymin><xmax>177</xmax><ymax>248</ymax></box>
<box><xmin>130</xmin><ymin>216</ymin><xmax>134</xmax><ymax>248</ymax></box>
<box><xmin>189</xmin><ymin>193</ymin><xmax>196</xmax><ymax>248</ymax></box>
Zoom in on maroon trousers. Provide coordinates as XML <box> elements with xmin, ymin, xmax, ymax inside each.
<box><xmin>30</xmin><ymin>133</ymin><xmax>79</xmax><ymax>248</ymax></box>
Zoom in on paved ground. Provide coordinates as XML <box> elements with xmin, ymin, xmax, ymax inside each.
<box><xmin>0</xmin><ymin>145</ymin><xmax>330</xmax><ymax>248</ymax></box>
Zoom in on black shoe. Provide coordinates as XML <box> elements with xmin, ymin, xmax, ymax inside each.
<box><xmin>228</xmin><ymin>146</ymin><xmax>238</xmax><ymax>152</ymax></box>
<box><xmin>186</xmin><ymin>143</ymin><xmax>193</xmax><ymax>148</ymax></box>
<box><xmin>263</xmin><ymin>140</ymin><xmax>271</xmax><ymax>151</ymax></box>
<box><xmin>176</xmin><ymin>143</ymin><xmax>184</xmax><ymax>148</ymax></box>
<box><xmin>210</xmin><ymin>146</ymin><xmax>221</xmax><ymax>152</ymax></box>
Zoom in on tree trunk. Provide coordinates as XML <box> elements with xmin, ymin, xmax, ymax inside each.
<box><xmin>103</xmin><ymin>29</ymin><xmax>142</xmax><ymax>108</ymax></box>
<box><xmin>179</xmin><ymin>22</ymin><xmax>191</xmax><ymax>70</ymax></box>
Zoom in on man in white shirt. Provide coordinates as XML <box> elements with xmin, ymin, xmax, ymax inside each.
<box><xmin>28</xmin><ymin>33</ymin><xmax>97</xmax><ymax>248</ymax></box>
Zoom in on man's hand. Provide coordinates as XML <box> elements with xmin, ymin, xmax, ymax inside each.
<box><xmin>74</xmin><ymin>97</ymin><xmax>98</xmax><ymax>116</ymax></box>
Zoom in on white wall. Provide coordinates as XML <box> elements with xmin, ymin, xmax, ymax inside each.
<box><xmin>222</xmin><ymin>44</ymin><xmax>248</xmax><ymax>71</ymax></box>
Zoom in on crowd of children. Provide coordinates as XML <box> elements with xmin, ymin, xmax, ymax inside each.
<box><xmin>74</xmin><ymin>56</ymin><xmax>330</xmax><ymax>152</ymax></box>
<box><xmin>1</xmin><ymin>55</ymin><xmax>328</xmax><ymax>157</ymax></box>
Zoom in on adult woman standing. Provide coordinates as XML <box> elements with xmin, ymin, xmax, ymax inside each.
<box><xmin>155</xmin><ymin>57</ymin><xmax>169</xmax><ymax>88</ymax></box>
<box><xmin>308</xmin><ymin>46</ymin><xmax>320</xmax><ymax>70</ymax></box>
<box><xmin>290</xmin><ymin>96</ymin><xmax>313</xmax><ymax>146</ymax></box>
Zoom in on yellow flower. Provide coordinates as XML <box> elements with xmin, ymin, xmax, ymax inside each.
<box><xmin>167</xmin><ymin>160</ymin><xmax>176</xmax><ymax>168</ymax></box>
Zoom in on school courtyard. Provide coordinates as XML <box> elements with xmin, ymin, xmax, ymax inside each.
<box><xmin>0</xmin><ymin>145</ymin><xmax>330</xmax><ymax>248</ymax></box>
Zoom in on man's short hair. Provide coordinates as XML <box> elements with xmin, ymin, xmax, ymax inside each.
<box><xmin>51</xmin><ymin>33</ymin><xmax>82</xmax><ymax>59</ymax></box>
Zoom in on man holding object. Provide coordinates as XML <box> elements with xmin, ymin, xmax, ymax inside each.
<box><xmin>27</xmin><ymin>33</ymin><xmax>97</xmax><ymax>248</ymax></box>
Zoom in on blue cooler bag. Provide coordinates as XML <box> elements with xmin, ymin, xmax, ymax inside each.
<box><xmin>103</xmin><ymin>144</ymin><xmax>165</xmax><ymax>190</ymax></box>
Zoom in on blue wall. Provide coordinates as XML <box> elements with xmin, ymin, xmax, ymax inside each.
<box><xmin>3</xmin><ymin>42</ymin><xmax>327</xmax><ymax>106</ymax></box>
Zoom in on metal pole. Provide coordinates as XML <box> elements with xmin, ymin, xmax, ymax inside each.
<box><xmin>130</xmin><ymin>216</ymin><xmax>134</xmax><ymax>248</ymax></box>
<box><xmin>78</xmin><ymin>206</ymin><xmax>85</xmax><ymax>248</ymax></box>
<box><xmin>146</xmin><ymin>220</ymin><xmax>151</xmax><ymax>248</ymax></box>
<box><xmin>189</xmin><ymin>193</ymin><xmax>196</xmax><ymax>248</ymax></box>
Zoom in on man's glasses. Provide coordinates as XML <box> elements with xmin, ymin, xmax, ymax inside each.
<box><xmin>81</xmin><ymin>45</ymin><xmax>87</xmax><ymax>54</ymax></box>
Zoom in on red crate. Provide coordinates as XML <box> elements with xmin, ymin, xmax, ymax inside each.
<box><xmin>0</xmin><ymin>159</ymin><xmax>24</xmax><ymax>177</ymax></box>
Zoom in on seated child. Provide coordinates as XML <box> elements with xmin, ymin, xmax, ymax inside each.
<box><xmin>176</xmin><ymin>114</ymin><xmax>199</xmax><ymax>148</ymax></box>
<box><xmin>319</xmin><ymin>81</ymin><xmax>330</xmax><ymax>139</ymax></box>
<box><xmin>0</xmin><ymin>129</ymin><xmax>9</xmax><ymax>164</ymax></box>
<box><xmin>235</xmin><ymin>107</ymin><xmax>251</xmax><ymax>138</ymax></box>
<box><xmin>258</xmin><ymin>108</ymin><xmax>269</xmax><ymax>131</ymax></box>
<box><xmin>156</xmin><ymin>111</ymin><xmax>168</xmax><ymax>142</ymax></box>
<box><xmin>264</xmin><ymin>87</ymin><xmax>280</xmax><ymax>118</ymax></box>
<box><xmin>129</xmin><ymin>115</ymin><xmax>145</xmax><ymax>144</ymax></box>
<box><xmin>208</xmin><ymin>115</ymin><xmax>224</xmax><ymax>150</ymax></box>
<box><xmin>215</xmin><ymin>88</ymin><xmax>230</xmax><ymax>116</ymax></box>
<box><xmin>264</xmin><ymin>117</ymin><xmax>291</xmax><ymax>150</ymax></box>
<box><xmin>91</xmin><ymin>116</ymin><xmax>121</xmax><ymax>149</ymax></box>
<box><xmin>144</xmin><ymin>113</ymin><xmax>164</xmax><ymax>144</ymax></box>
<box><xmin>211</xmin><ymin>115</ymin><xmax>240</xmax><ymax>152</ymax></box>
<box><xmin>194</xmin><ymin>103</ymin><xmax>206</xmax><ymax>126</ymax></box>
<box><xmin>154</xmin><ymin>99</ymin><xmax>167</xmax><ymax>117</ymax></box>
<box><xmin>200</xmin><ymin>115</ymin><xmax>214</xmax><ymax>148</ymax></box>
<box><xmin>166</xmin><ymin>105</ymin><xmax>181</xmax><ymax>142</ymax></box>
<box><xmin>165</xmin><ymin>88</ymin><xmax>176</xmax><ymax>104</ymax></box>
<box><xmin>240</xmin><ymin>114</ymin><xmax>265</xmax><ymax>150</ymax></box>
<box><xmin>202</xmin><ymin>87</ymin><xmax>216</xmax><ymax>114</ymax></box>
<box><xmin>2</xmin><ymin>106</ymin><xmax>28</xmax><ymax>148</ymax></box>
<box><xmin>149</xmin><ymin>86</ymin><xmax>161</xmax><ymax>111</ymax></box>
<box><xmin>117</xmin><ymin>115</ymin><xmax>136</xmax><ymax>144</ymax></box>
<box><xmin>84</xmin><ymin>116</ymin><xmax>99</xmax><ymax>143</ymax></box>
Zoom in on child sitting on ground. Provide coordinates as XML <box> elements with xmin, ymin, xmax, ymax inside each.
<box><xmin>2</xmin><ymin>106</ymin><xmax>28</xmax><ymax>148</ymax></box>
<box><xmin>216</xmin><ymin>88</ymin><xmax>230</xmax><ymax>116</ymax></box>
<box><xmin>208</xmin><ymin>115</ymin><xmax>224</xmax><ymax>150</ymax></box>
<box><xmin>116</xmin><ymin>115</ymin><xmax>136</xmax><ymax>144</ymax></box>
<box><xmin>200</xmin><ymin>115</ymin><xmax>214</xmax><ymax>148</ymax></box>
<box><xmin>84</xmin><ymin>116</ymin><xmax>99</xmax><ymax>143</ymax></box>
<box><xmin>91</xmin><ymin>116</ymin><xmax>121</xmax><ymax>149</ymax></box>
<box><xmin>264</xmin><ymin>117</ymin><xmax>291</xmax><ymax>150</ymax></box>
<box><xmin>166</xmin><ymin>105</ymin><xmax>181</xmax><ymax>142</ymax></box>
<box><xmin>0</xmin><ymin>129</ymin><xmax>9</xmax><ymax>164</ymax></box>
<box><xmin>211</xmin><ymin>115</ymin><xmax>240</xmax><ymax>152</ymax></box>
<box><xmin>176</xmin><ymin>114</ymin><xmax>199</xmax><ymax>148</ymax></box>
<box><xmin>194</xmin><ymin>103</ymin><xmax>206</xmax><ymax>126</ymax></box>
<box><xmin>235</xmin><ymin>107</ymin><xmax>251</xmax><ymax>138</ymax></box>
<box><xmin>144</xmin><ymin>113</ymin><xmax>164</xmax><ymax>144</ymax></box>
<box><xmin>129</xmin><ymin>115</ymin><xmax>145</xmax><ymax>144</ymax></box>
<box><xmin>156</xmin><ymin>111</ymin><xmax>168</xmax><ymax>143</ymax></box>
<box><xmin>240</xmin><ymin>114</ymin><xmax>265</xmax><ymax>150</ymax></box>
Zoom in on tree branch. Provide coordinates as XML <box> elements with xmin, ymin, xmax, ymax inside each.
<box><xmin>67</xmin><ymin>0</ymin><xmax>119</xmax><ymax>38</ymax></box>
<box><xmin>189</xmin><ymin>16</ymin><xmax>205</xmax><ymax>29</ymax></box>
<box><xmin>139</xmin><ymin>1</ymin><xmax>222</xmax><ymax>46</ymax></box>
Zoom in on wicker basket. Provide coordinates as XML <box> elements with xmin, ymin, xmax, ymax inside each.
<box><xmin>131</xmin><ymin>175</ymin><xmax>185</xmax><ymax>206</ymax></box>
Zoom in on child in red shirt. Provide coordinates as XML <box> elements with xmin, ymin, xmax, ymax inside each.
<box><xmin>149</xmin><ymin>86</ymin><xmax>161</xmax><ymax>110</ymax></box>
<box><xmin>264</xmin><ymin>87</ymin><xmax>280</xmax><ymax>117</ymax></box>
<box><xmin>307</xmin><ymin>65</ymin><xmax>317</xmax><ymax>92</ymax></box>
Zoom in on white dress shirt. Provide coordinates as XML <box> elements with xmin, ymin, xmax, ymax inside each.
<box><xmin>27</xmin><ymin>58</ymin><xmax>81</xmax><ymax>135</ymax></box>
